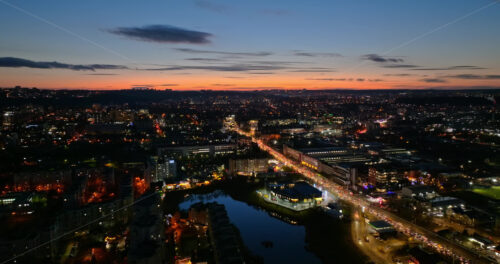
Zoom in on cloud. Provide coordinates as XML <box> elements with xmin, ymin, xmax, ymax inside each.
<box><xmin>174</xmin><ymin>48</ymin><xmax>272</xmax><ymax>56</ymax></box>
<box><xmin>362</xmin><ymin>54</ymin><xmax>404</xmax><ymax>63</ymax></box>
<box><xmin>249</xmin><ymin>72</ymin><xmax>275</xmax><ymax>74</ymax></box>
<box><xmin>194</xmin><ymin>0</ymin><xmax>231</xmax><ymax>13</ymax></box>
<box><xmin>0</xmin><ymin>57</ymin><xmax>127</xmax><ymax>71</ymax></box>
<box><xmin>245</xmin><ymin>60</ymin><xmax>301</xmax><ymax>65</ymax></box>
<box><xmin>144</xmin><ymin>64</ymin><xmax>284</xmax><ymax>72</ymax></box>
<box><xmin>288</xmin><ymin>68</ymin><xmax>336</xmax><ymax>72</ymax></box>
<box><xmin>160</xmin><ymin>83</ymin><xmax>179</xmax><ymax>86</ymax></box>
<box><xmin>144</xmin><ymin>61</ymin><xmax>327</xmax><ymax>73</ymax></box>
<box><xmin>382</xmin><ymin>64</ymin><xmax>419</xmax><ymax>68</ymax></box>
<box><xmin>383</xmin><ymin>73</ymin><xmax>414</xmax><ymax>76</ymax></box>
<box><xmin>306</xmin><ymin>78</ymin><xmax>346</xmax><ymax>81</ymax></box>
<box><xmin>445</xmin><ymin>74</ymin><xmax>500</xmax><ymax>79</ymax></box>
<box><xmin>86</xmin><ymin>73</ymin><xmax>120</xmax><ymax>75</ymax></box>
<box><xmin>306</xmin><ymin>77</ymin><xmax>383</xmax><ymax>82</ymax></box>
<box><xmin>447</xmin><ymin>65</ymin><xmax>486</xmax><ymax>70</ymax></box>
<box><xmin>185</xmin><ymin>58</ymin><xmax>224</xmax><ymax>62</ymax></box>
<box><xmin>420</xmin><ymin>78</ymin><xmax>447</xmax><ymax>83</ymax></box>
<box><xmin>212</xmin><ymin>83</ymin><xmax>235</xmax><ymax>86</ymax></box>
<box><xmin>108</xmin><ymin>25</ymin><xmax>212</xmax><ymax>44</ymax></box>
<box><xmin>293</xmin><ymin>50</ymin><xmax>342</xmax><ymax>57</ymax></box>
<box><xmin>412</xmin><ymin>65</ymin><xmax>486</xmax><ymax>71</ymax></box>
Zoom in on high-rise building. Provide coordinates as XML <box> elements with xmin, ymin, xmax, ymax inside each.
<box><xmin>249</xmin><ymin>120</ymin><xmax>259</xmax><ymax>135</ymax></box>
<box><xmin>157</xmin><ymin>159</ymin><xmax>177</xmax><ymax>180</ymax></box>
<box><xmin>2</xmin><ymin>111</ymin><xmax>14</xmax><ymax>130</ymax></box>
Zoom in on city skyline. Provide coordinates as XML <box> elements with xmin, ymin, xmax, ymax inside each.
<box><xmin>1</xmin><ymin>0</ymin><xmax>500</xmax><ymax>90</ymax></box>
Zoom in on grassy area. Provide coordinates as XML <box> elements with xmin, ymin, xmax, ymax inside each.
<box><xmin>472</xmin><ymin>186</ymin><xmax>500</xmax><ymax>200</ymax></box>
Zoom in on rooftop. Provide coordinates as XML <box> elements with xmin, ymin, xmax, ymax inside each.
<box><xmin>269</xmin><ymin>181</ymin><xmax>322</xmax><ymax>200</ymax></box>
<box><xmin>368</xmin><ymin>220</ymin><xmax>393</xmax><ymax>230</ymax></box>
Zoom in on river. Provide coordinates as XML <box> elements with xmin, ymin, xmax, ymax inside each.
<box><xmin>176</xmin><ymin>188</ymin><xmax>366</xmax><ymax>264</ymax></box>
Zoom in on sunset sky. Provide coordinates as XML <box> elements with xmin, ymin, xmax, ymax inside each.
<box><xmin>0</xmin><ymin>0</ymin><xmax>499</xmax><ymax>90</ymax></box>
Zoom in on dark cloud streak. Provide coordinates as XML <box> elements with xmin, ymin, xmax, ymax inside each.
<box><xmin>382</xmin><ymin>64</ymin><xmax>419</xmax><ymax>68</ymax></box>
<box><xmin>362</xmin><ymin>54</ymin><xmax>404</xmax><ymax>63</ymax></box>
<box><xmin>293</xmin><ymin>51</ymin><xmax>342</xmax><ymax>57</ymax></box>
<box><xmin>445</xmin><ymin>74</ymin><xmax>500</xmax><ymax>79</ymax></box>
<box><xmin>420</xmin><ymin>78</ymin><xmax>447</xmax><ymax>83</ymax></box>
<box><xmin>109</xmin><ymin>25</ymin><xmax>212</xmax><ymax>44</ymax></box>
<box><xmin>174</xmin><ymin>48</ymin><xmax>272</xmax><ymax>56</ymax></box>
<box><xmin>412</xmin><ymin>65</ymin><xmax>486</xmax><ymax>71</ymax></box>
<box><xmin>143</xmin><ymin>64</ymin><xmax>284</xmax><ymax>72</ymax></box>
<box><xmin>306</xmin><ymin>77</ymin><xmax>383</xmax><ymax>82</ymax></box>
<box><xmin>0</xmin><ymin>57</ymin><xmax>127</xmax><ymax>71</ymax></box>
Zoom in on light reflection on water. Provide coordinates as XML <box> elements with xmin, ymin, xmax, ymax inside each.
<box><xmin>179</xmin><ymin>191</ymin><xmax>322</xmax><ymax>264</ymax></box>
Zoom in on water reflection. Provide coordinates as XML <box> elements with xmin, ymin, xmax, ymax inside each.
<box><xmin>179</xmin><ymin>191</ymin><xmax>321</xmax><ymax>264</ymax></box>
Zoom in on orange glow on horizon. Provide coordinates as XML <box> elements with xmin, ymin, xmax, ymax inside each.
<box><xmin>1</xmin><ymin>67</ymin><xmax>498</xmax><ymax>90</ymax></box>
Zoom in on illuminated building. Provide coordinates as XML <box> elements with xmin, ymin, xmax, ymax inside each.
<box><xmin>401</xmin><ymin>185</ymin><xmax>437</xmax><ymax>200</ymax></box>
<box><xmin>2</xmin><ymin>111</ymin><xmax>14</xmax><ymax>130</ymax></box>
<box><xmin>258</xmin><ymin>181</ymin><xmax>322</xmax><ymax>211</ymax></box>
<box><xmin>248</xmin><ymin>120</ymin><xmax>259</xmax><ymax>135</ymax></box>
<box><xmin>467</xmin><ymin>234</ymin><xmax>495</xmax><ymax>250</ymax></box>
<box><xmin>368</xmin><ymin>166</ymin><xmax>400</xmax><ymax>192</ymax></box>
<box><xmin>156</xmin><ymin>158</ymin><xmax>177</xmax><ymax>180</ymax></box>
<box><xmin>428</xmin><ymin>196</ymin><xmax>464</xmax><ymax>216</ymax></box>
<box><xmin>222</xmin><ymin>115</ymin><xmax>237</xmax><ymax>132</ymax></box>
<box><xmin>367</xmin><ymin>220</ymin><xmax>396</xmax><ymax>237</ymax></box>
<box><xmin>161</xmin><ymin>144</ymin><xmax>236</xmax><ymax>157</ymax></box>
<box><xmin>283</xmin><ymin>144</ymin><xmax>356</xmax><ymax>186</ymax></box>
<box><xmin>228</xmin><ymin>158</ymin><xmax>269</xmax><ymax>176</ymax></box>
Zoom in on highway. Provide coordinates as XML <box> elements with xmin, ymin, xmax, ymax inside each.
<box><xmin>351</xmin><ymin>208</ymin><xmax>397</xmax><ymax>264</ymax></box>
<box><xmin>235</xmin><ymin>128</ymin><xmax>494</xmax><ymax>264</ymax></box>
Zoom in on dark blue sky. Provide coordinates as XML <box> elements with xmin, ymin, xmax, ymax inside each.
<box><xmin>0</xmin><ymin>0</ymin><xmax>499</xmax><ymax>90</ymax></box>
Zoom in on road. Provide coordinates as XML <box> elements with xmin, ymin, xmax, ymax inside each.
<box><xmin>351</xmin><ymin>208</ymin><xmax>400</xmax><ymax>264</ymax></box>
<box><xmin>235</xmin><ymin>128</ymin><xmax>494</xmax><ymax>264</ymax></box>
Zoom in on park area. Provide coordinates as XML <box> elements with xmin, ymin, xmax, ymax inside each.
<box><xmin>472</xmin><ymin>186</ymin><xmax>500</xmax><ymax>200</ymax></box>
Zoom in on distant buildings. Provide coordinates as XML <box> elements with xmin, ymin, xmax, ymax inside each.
<box><xmin>0</xmin><ymin>87</ymin><xmax>499</xmax><ymax>263</ymax></box>
<box><xmin>160</xmin><ymin>144</ymin><xmax>237</xmax><ymax>157</ymax></box>
<box><xmin>427</xmin><ymin>196</ymin><xmax>465</xmax><ymax>216</ymax></box>
<box><xmin>153</xmin><ymin>156</ymin><xmax>177</xmax><ymax>181</ymax></box>
<box><xmin>2</xmin><ymin>111</ymin><xmax>14</xmax><ymax>130</ymax></box>
<box><xmin>248</xmin><ymin>120</ymin><xmax>259</xmax><ymax>135</ymax></box>
<box><xmin>402</xmin><ymin>185</ymin><xmax>465</xmax><ymax>217</ymax></box>
<box><xmin>228</xmin><ymin>158</ymin><xmax>269</xmax><ymax>176</ymax></box>
<box><xmin>402</xmin><ymin>185</ymin><xmax>437</xmax><ymax>200</ymax></box>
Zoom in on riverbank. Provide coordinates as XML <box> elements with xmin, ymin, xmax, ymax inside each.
<box><xmin>162</xmin><ymin>177</ymin><xmax>368</xmax><ymax>264</ymax></box>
